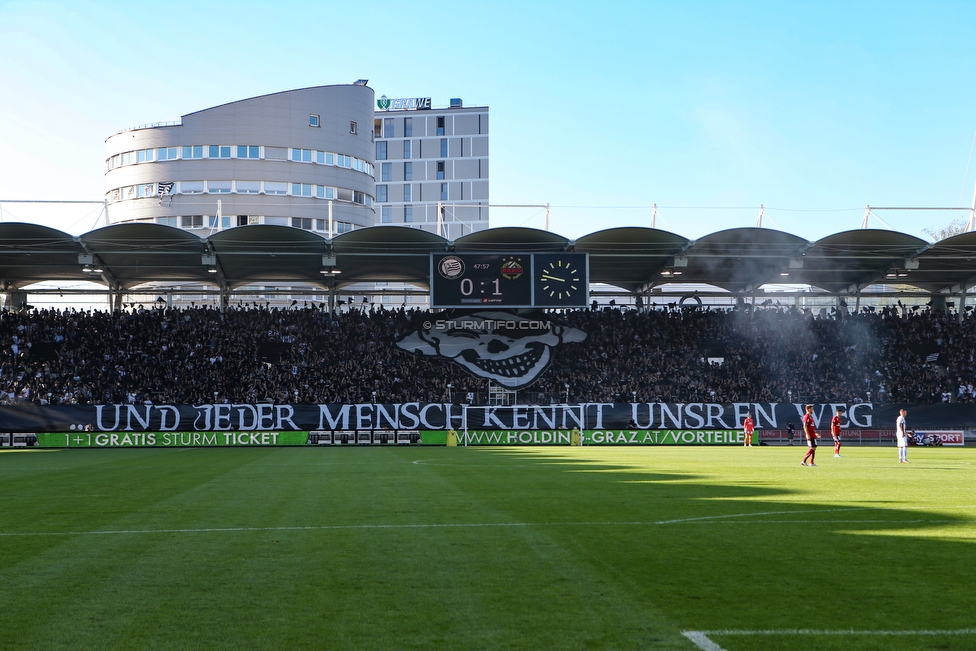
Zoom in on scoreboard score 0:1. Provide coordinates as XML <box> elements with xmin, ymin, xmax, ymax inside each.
<box><xmin>430</xmin><ymin>253</ymin><xmax>588</xmax><ymax>309</ymax></box>
<box><xmin>430</xmin><ymin>253</ymin><xmax>532</xmax><ymax>308</ymax></box>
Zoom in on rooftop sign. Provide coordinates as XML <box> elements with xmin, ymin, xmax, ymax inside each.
<box><xmin>377</xmin><ymin>95</ymin><xmax>431</xmax><ymax>110</ymax></box>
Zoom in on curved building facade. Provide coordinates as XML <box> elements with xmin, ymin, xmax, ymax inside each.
<box><xmin>104</xmin><ymin>84</ymin><xmax>376</xmax><ymax>235</ymax></box>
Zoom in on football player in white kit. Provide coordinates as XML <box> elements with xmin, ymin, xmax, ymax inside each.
<box><xmin>896</xmin><ymin>408</ymin><xmax>909</xmax><ymax>463</ymax></box>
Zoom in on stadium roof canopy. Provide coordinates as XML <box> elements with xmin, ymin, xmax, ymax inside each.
<box><xmin>0</xmin><ymin>221</ymin><xmax>973</xmax><ymax>296</ymax></box>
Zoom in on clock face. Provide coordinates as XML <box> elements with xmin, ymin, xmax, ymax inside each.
<box><xmin>534</xmin><ymin>254</ymin><xmax>587</xmax><ymax>306</ymax></box>
<box><xmin>539</xmin><ymin>259</ymin><xmax>581</xmax><ymax>300</ymax></box>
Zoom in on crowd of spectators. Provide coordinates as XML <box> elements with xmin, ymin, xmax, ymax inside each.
<box><xmin>1</xmin><ymin>303</ymin><xmax>973</xmax><ymax>406</ymax></box>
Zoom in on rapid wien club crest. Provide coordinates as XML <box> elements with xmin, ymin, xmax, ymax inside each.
<box><xmin>499</xmin><ymin>256</ymin><xmax>524</xmax><ymax>280</ymax></box>
<box><xmin>395</xmin><ymin>310</ymin><xmax>586</xmax><ymax>390</ymax></box>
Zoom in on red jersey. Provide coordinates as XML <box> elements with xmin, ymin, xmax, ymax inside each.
<box><xmin>802</xmin><ymin>412</ymin><xmax>816</xmax><ymax>439</ymax></box>
<box><xmin>831</xmin><ymin>415</ymin><xmax>842</xmax><ymax>438</ymax></box>
<box><xmin>743</xmin><ymin>417</ymin><xmax>755</xmax><ymax>434</ymax></box>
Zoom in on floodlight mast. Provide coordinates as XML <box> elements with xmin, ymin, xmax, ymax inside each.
<box><xmin>968</xmin><ymin>178</ymin><xmax>976</xmax><ymax>233</ymax></box>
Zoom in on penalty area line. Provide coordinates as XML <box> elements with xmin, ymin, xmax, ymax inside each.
<box><xmin>683</xmin><ymin>628</ymin><xmax>976</xmax><ymax>651</ymax></box>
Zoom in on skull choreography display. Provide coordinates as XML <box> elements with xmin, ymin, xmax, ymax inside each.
<box><xmin>395</xmin><ymin>311</ymin><xmax>587</xmax><ymax>390</ymax></box>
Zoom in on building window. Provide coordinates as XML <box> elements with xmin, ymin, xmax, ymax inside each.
<box><xmin>237</xmin><ymin>145</ymin><xmax>260</xmax><ymax>159</ymax></box>
<box><xmin>402</xmin><ymin>140</ymin><xmax>411</xmax><ymax>160</ymax></box>
<box><xmin>403</xmin><ymin>184</ymin><xmax>411</xmax><ymax>202</ymax></box>
<box><xmin>236</xmin><ymin>181</ymin><xmax>260</xmax><ymax>194</ymax></box>
<box><xmin>381</xmin><ymin>206</ymin><xmax>392</xmax><ymax>223</ymax></box>
<box><xmin>183</xmin><ymin>145</ymin><xmax>204</xmax><ymax>159</ymax></box>
<box><xmin>292</xmin><ymin>183</ymin><xmax>313</xmax><ymax>197</ymax></box>
<box><xmin>208</xmin><ymin>181</ymin><xmax>232</xmax><ymax>193</ymax></box>
<box><xmin>376</xmin><ymin>142</ymin><xmax>387</xmax><ymax>160</ymax></box>
<box><xmin>337</xmin><ymin>154</ymin><xmax>351</xmax><ymax>168</ymax></box>
<box><xmin>156</xmin><ymin>216</ymin><xmax>178</xmax><ymax>227</ymax></box>
<box><xmin>291</xmin><ymin>148</ymin><xmax>312</xmax><ymax>162</ymax></box>
<box><xmin>309</xmin><ymin>114</ymin><xmax>320</xmax><ymax>127</ymax></box>
<box><xmin>180</xmin><ymin>181</ymin><xmax>204</xmax><ymax>194</ymax></box>
<box><xmin>292</xmin><ymin>217</ymin><xmax>313</xmax><ymax>230</ymax></box>
<box><xmin>437</xmin><ymin>116</ymin><xmax>445</xmax><ymax>136</ymax></box>
<box><xmin>136</xmin><ymin>149</ymin><xmax>154</xmax><ymax>163</ymax></box>
<box><xmin>440</xmin><ymin>183</ymin><xmax>448</xmax><ymax>201</ymax></box>
<box><xmin>264</xmin><ymin>146</ymin><xmax>287</xmax><ymax>160</ymax></box>
<box><xmin>209</xmin><ymin>145</ymin><xmax>231</xmax><ymax>158</ymax></box>
<box><xmin>404</xmin><ymin>161</ymin><xmax>412</xmax><ymax>181</ymax></box>
<box><xmin>135</xmin><ymin>183</ymin><xmax>154</xmax><ymax>197</ymax></box>
<box><xmin>383</xmin><ymin>117</ymin><xmax>394</xmax><ymax>138</ymax></box>
<box><xmin>440</xmin><ymin>138</ymin><xmax>448</xmax><ymax>157</ymax></box>
<box><xmin>381</xmin><ymin>163</ymin><xmax>392</xmax><ymax>182</ymax></box>
<box><xmin>377</xmin><ymin>185</ymin><xmax>388</xmax><ymax>202</ymax></box>
<box><xmin>404</xmin><ymin>117</ymin><xmax>412</xmax><ymax>137</ymax></box>
<box><xmin>437</xmin><ymin>161</ymin><xmax>445</xmax><ymax>180</ymax></box>
<box><xmin>316</xmin><ymin>219</ymin><xmax>326</xmax><ymax>231</ymax></box>
<box><xmin>353</xmin><ymin>191</ymin><xmax>367</xmax><ymax>205</ymax></box>
<box><xmin>350</xmin><ymin>121</ymin><xmax>357</xmax><ymax>134</ymax></box>
<box><xmin>404</xmin><ymin>205</ymin><xmax>413</xmax><ymax>222</ymax></box>
<box><xmin>265</xmin><ymin>182</ymin><xmax>288</xmax><ymax>195</ymax></box>
<box><xmin>335</xmin><ymin>221</ymin><xmax>352</xmax><ymax>234</ymax></box>
<box><xmin>182</xmin><ymin>215</ymin><xmax>204</xmax><ymax>229</ymax></box>
<box><xmin>157</xmin><ymin>147</ymin><xmax>178</xmax><ymax>161</ymax></box>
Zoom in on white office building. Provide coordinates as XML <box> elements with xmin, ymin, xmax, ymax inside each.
<box><xmin>105</xmin><ymin>86</ymin><xmax>489</xmax><ymax>241</ymax></box>
<box><xmin>104</xmin><ymin>83</ymin><xmax>376</xmax><ymax>235</ymax></box>
<box><xmin>372</xmin><ymin>96</ymin><xmax>489</xmax><ymax>239</ymax></box>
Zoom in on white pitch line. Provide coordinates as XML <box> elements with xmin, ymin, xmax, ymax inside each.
<box><xmin>682</xmin><ymin>631</ymin><xmax>727</xmax><ymax>651</ymax></box>
<box><xmin>696</xmin><ymin>628</ymin><xmax>976</xmax><ymax>636</ymax></box>
<box><xmin>655</xmin><ymin>507</ymin><xmax>867</xmax><ymax>524</ymax></box>
<box><xmin>683</xmin><ymin>628</ymin><xmax>976</xmax><ymax>650</ymax></box>
<box><xmin>0</xmin><ymin>517</ymin><xmax>964</xmax><ymax>538</ymax></box>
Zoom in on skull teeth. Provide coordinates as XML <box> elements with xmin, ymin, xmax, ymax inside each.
<box><xmin>472</xmin><ymin>349</ymin><xmax>541</xmax><ymax>377</ymax></box>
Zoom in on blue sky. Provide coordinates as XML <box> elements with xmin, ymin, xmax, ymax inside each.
<box><xmin>1</xmin><ymin>0</ymin><xmax>975</xmax><ymax>240</ymax></box>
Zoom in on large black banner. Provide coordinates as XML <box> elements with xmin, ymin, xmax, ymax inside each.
<box><xmin>0</xmin><ymin>402</ymin><xmax>971</xmax><ymax>433</ymax></box>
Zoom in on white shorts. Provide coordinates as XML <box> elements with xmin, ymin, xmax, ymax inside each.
<box><xmin>896</xmin><ymin>435</ymin><xmax>907</xmax><ymax>448</ymax></box>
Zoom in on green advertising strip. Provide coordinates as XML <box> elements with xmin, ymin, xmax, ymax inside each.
<box><xmin>420</xmin><ymin>431</ymin><xmax>448</xmax><ymax>446</ymax></box>
<box><xmin>37</xmin><ymin>431</ymin><xmax>310</xmax><ymax>448</ymax></box>
<box><xmin>424</xmin><ymin>429</ymin><xmax>746</xmax><ymax>446</ymax></box>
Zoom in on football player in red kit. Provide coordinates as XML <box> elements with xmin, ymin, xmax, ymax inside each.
<box><xmin>801</xmin><ymin>405</ymin><xmax>819</xmax><ymax>466</ymax></box>
<box><xmin>831</xmin><ymin>407</ymin><xmax>843</xmax><ymax>458</ymax></box>
<box><xmin>743</xmin><ymin>413</ymin><xmax>755</xmax><ymax>447</ymax></box>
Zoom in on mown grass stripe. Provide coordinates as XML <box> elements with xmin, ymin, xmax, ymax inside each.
<box><xmin>0</xmin><ymin>518</ymin><xmax>960</xmax><ymax>537</ymax></box>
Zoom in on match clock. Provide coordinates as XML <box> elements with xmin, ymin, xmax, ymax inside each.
<box><xmin>533</xmin><ymin>253</ymin><xmax>588</xmax><ymax>307</ymax></box>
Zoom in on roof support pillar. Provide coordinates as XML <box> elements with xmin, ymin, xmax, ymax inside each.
<box><xmin>328</xmin><ymin>277</ymin><xmax>336</xmax><ymax>319</ymax></box>
<box><xmin>110</xmin><ymin>284</ymin><xmax>123</xmax><ymax>312</ymax></box>
<box><xmin>960</xmin><ymin>287</ymin><xmax>967</xmax><ymax>324</ymax></box>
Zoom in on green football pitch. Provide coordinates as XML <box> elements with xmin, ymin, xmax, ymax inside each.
<box><xmin>1</xmin><ymin>445</ymin><xmax>974</xmax><ymax>651</ymax></box>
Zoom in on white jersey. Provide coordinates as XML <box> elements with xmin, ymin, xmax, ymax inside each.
<box><xmin>896</xmin><ymin>414</ymin><xmax>907</xmax><ymax>446</ymax></box>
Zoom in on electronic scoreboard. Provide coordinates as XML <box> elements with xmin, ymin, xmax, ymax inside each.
<box><xmin>430</xmin><ymin>252</ymin><xmax>588</xmax><ymax>309</ymax></box>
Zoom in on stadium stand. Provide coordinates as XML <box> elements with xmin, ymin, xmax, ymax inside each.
<box><xmin>0</xmin><ymin>303</ymin><xmax>971</xmax><ymax>406</ymax></box>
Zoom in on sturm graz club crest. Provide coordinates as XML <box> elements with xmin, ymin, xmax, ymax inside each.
<box><xmin>395</xmin><ymin>310</ymin><xmax>586</xmax><ymax>390</ymax></box>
